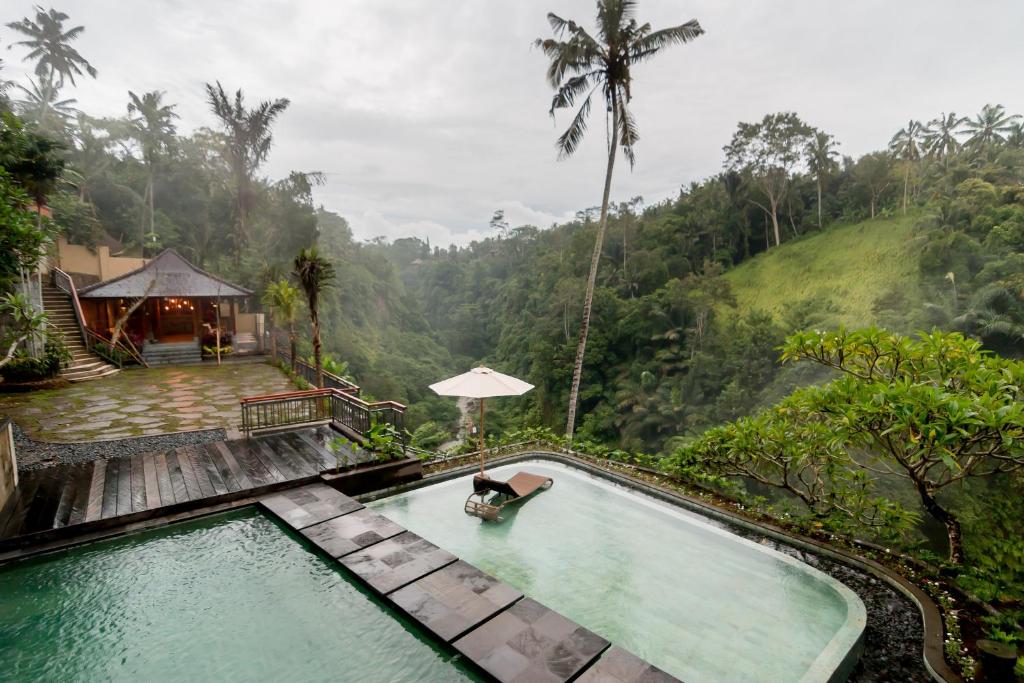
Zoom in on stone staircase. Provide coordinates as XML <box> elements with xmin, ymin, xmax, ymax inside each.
<box><xmin>41</xmin><ymin>282</ymin><xmax>120</xmax><ymax>383</ymax></box>
<box><xmin>143</xmin><ymin>341</ymin><xmax>201</xmax><ymax>366</ymax></box>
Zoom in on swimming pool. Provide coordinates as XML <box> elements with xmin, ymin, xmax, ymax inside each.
<box><xmin>0</xmin><ymin>510</ymin><xmax>477</xmax><ymax>682</ymax></box>
<box><xmin>369</xmin><ymin>460</ymin><xmax>866</xmax><ymax>682</ymax></box>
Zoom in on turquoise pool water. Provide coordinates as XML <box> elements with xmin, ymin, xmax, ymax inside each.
<box><xmin>0</xmin><ymin>510</ymin><xmax>477</xmax><ymax>682</ymax></box>
<box><xmin>370</xmin><ymin>461</ymin><xmax>865</xmax><ymax>683</ymax></box>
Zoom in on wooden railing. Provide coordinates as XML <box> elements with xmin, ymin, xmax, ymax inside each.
<box><xmin>240</xmin><ymin>387</ymin><xmax>405</xmax><ymax>441</ymax></box>
<box><xmin>52</xmin><ymin>268</ymin><xmax>148</xmax><ymax>368</ymax></box>
<box><xmin>267</xmin><ymin>330</ymin><xmax>361</xmax><ymax>395</ymax></box>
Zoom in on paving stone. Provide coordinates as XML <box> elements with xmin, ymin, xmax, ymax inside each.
<box><xmin>340</xmin><ymin>531</ymin><xmax>457</xmax><ymax>595</ymax></box>
<box><xmin>300</xmin><ymin>507</ymin><xmax>404</xmax><ymax>557</ymax></box>
<box><xmin>452</xmin><ymin>597</ymin><xmax>609</xmax><ymax>683</ymax></box>
<box><xmin>260</xmin><ymin>483</ymin><xmax>362</xmax><ymax>529</ymax></box>
<box><xmin>390</xmin><ymin>560</ymin><xmax>523</xmax><ymax>642</ymax></box>
<box><xmin>576</xmin><ymin>647</ymin><xmax>680</xmax><ymax>683</ymax></box>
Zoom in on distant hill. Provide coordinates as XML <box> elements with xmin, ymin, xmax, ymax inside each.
<box><xmin>723</xmin><ymin>213</ymin><xmax>926</xmax><ymax>329</ymax></box>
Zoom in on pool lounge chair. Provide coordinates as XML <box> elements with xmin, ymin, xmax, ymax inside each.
<box><xmin>464</xmin><ymin>471</ymin><xmax>553</xmax><ymax>521</ymax></box>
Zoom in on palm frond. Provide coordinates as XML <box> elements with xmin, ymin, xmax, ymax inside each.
<box><xmin>615</xmin><ymin>96</ymin><xmax>639</xmax><ymax>167</ymax></box>
<box><xmin>556</xmin><ymin>90</ymin><xmax>594</xmax><ymax>160</ymax></box>
<box><xmin>631</xmin><ymin>20</ymin><xmax>704</xmax><ymax>62</ymax></box>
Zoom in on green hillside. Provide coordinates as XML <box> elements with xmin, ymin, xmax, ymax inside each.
<box><xmin>724</xmin><ymin>214</ymin><xmax>925</xmax><ymax>328</ymax></box>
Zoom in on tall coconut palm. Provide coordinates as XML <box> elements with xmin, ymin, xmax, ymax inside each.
<box><xmin>294</xmin><ymin>248</ymin><xmax>335</xmax><ymax>388</ymax></box>
<box><xmin>804</xmin><ymin>130</ymin><xmax>839</xmax><ymax>228</ymax></box>
<box><xmin>205</xmin><ymin>81</ymin><xmax>290</xmax><ymax>263</ymax></box>
<box><xmin>127</xmin><ymin>90</ymin><xmax>178</xmax><ymax>255</ymax></box>
<box><xmin>14</xmin><ymin>78</ymin><xmax>76</xmax><ymax>136</ymax></box>
<box><xmin>923</xmin><ymin>112</ymin><xmax>965</xmax><ymax>168</ymax></box>
<box><xmin>6</xmin><ymin>7</ymin><xmax>96</xmax><ymax>89</ymax></box>
<box><xmin>889</xmin><ymin>119</ymin><xmax>927</xmax><ymax>214</ymax></box>
<box><xmin>961</xmin><ymin>104</ymin><xmax>1021</xmax><ymax>151</ymax></box>
<box><xmin>262</xmin><ymin>278</ymin><xmax>301</xmax><ymax>373</ymax></box>
<box><xmin>536</xmin><ymin>0</ymin><xmax>704</xmax><ymax>441</ymax></box>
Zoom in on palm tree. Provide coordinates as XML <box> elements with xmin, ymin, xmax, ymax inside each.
<box><xmin>804</xmin><ymin>130</ymin><xmax>839</xmax><ymax>228</ymax></box>
<box><xmin>205</xmin><ymin>81</ymin><xmax>290</xmax><ymax>263</ymax></box>
<box><xmin>1006</xmin><ymin>121</ymin><xmax>1024</xmax><ymax>149</ymax></box>
<box><xmin>536</xmin><ymin>0</ymin><xmax>704</xmax><ymax>441</ymax></box>
<box><xmin>262</xmin><ymin>278</ymin><xmax>301</xmax><ymax>372</ymax></box>
<box><xmin>923</xmin><ymin>112</ymin><xmax>965</xmax><ymax>168</ymax></box>
<box><xmin>294</xmin><ymin>248</ymin><xmax>335</xmax><ymax>388</ymax></box>
<box><xmin>889</xmin><ymin>120</ymin><xmax>927</xmax><ymax>215</ymax></box>
<box><xmin>961</xmin><ymin>104</ymin><xmax>1022</xmax><ymax>151</ymax></box>
<box><xmin>127</xmin><ymin>90</ymin><xmax>178</xmax><ymax>255</ymax></box>
<box><xmin>14</xmin><ymin>78</ymin><xmax>76</xmax><ymax>135</ymax></box>
<box><xmin>6</xmin><ymin>7</ymin><xmax>96</xmax><ymax>89</ymax></box>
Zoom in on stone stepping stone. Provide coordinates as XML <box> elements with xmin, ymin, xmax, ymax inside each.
<box><xmin>390</xmin><ymin>560</ymin><xmax>523</xmax><ymax>643</ymax></box>
<box><xmin>300</xmin><ymin>507</ymin><xmax>404</xmax><ymax>558</ymax></box>
<box><xmin>340</xmin><ymin>531</ymin><xmax>456</xmax><ymax>595</ymax></box>
<box><xmin>576</xmin><ymin>646</ymin><xmax>680</xmax><ymax>683</ymax></box>
<box><xmin>452</xmin><ymin>597</ymin><xmax>609</xmax><ymax>683</ymax></box>
<box><xmin>260</xmin><ymin>484</ymin><xmax>362</xmax><ymax>529</ymax></box>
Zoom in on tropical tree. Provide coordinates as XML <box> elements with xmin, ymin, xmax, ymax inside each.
<box><xmin>6</xmin><ymin>7</ymin><xmax>96</xmax><ymax>89</ymax></box>
<box><xmin>961</xmin><ymin>104</ymin><xmax>1021</xmax><ymax>151</ymax></box>
<box><xmin>204</xmin><ymin>81</ymin><xmax>290</xmax><ymax>263</ymax></box>
<box><xmin>294</xmin><ymin>248</ymin><xmax>335</xmax><ymax>387</ymax></box>
<box><xmin>262</xmin><ymin>278</ymin><xmax>301</xmax><ymax>372</ymax></box>
<box><xmin>804</xmin><ymin>130</ymin><xmax>839</xmax><ymax>228</ymax></box>
<box><xmin>924</xmin><ymin>112</ymin><xmax>965</xmax><ymax>168</ymax></box>
<box><xmin>0</xmin><ymin>292</ymin><xmax>48</xmax><ymax>370</ymax></box>
<box><xmin>724</xmin><ymin>112</ymin><xmax>813</xmax><ymax>248</ymax></box>
<box><xmin>13</xmin><ymin>78</ymin><xmax>76</xmax><ymax>136</ymax></box>
<box><xmin>127</xmin><ymin>90</ymin><xmax>179</xmax><ymax>253</ymax></box>
<box><xmin>852</xmin><ymin>151</ymin><xmax>893</xmax><ymax>218</ymax></box>
<box><xmin>888</xmin><ymin>119</ymin><xmax>927</xmax><ymax>214</ymax></box>
<box><xmin>535</xmin><ymin>0</ymin><xmax>704</xmax><ymax>441</ymax></box>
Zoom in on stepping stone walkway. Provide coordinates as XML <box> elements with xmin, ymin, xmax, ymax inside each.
<box><xmin>257</xmin><ymin>483</ymin><xmax>680</xmax><ymax>683</ymax></box>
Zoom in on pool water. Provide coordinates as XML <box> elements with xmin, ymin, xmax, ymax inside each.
<box><xmin>369</xmin><ymin>461</ymin><xmax>865</xmax><ymax>682</ymax></box>
<box><xmin>0</xmin><ymin>510</ymin><xmax>477</xmax><ymax>682</ymax></box>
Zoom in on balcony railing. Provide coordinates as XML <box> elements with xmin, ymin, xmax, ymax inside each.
<box><xmin>266</xmin><ymin>330</ymin><xmax>360</xmax><ymax>395</ymax></box>
<box><xmin>240</xmin><ymin>387</ymin><xmax>405</xmax><ymax>443</ymax></box>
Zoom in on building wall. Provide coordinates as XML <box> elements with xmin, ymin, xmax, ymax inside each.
<box><xmin>0</xmin><ymin>420</ymin><xmax>17</xmax><ymax>514</ymax></box>
<box><xmin>56</xmin><ymin>238</ymin><xmax>147</xmax><ymax>283</ymax></box>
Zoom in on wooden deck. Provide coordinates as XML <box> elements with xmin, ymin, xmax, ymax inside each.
<box><xmin>0</xmin><ymin>427</ymin><xmax>359</xmax><ymax>541</ymax></box>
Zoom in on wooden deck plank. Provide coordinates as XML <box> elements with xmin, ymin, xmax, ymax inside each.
<box><xmin>253</xmin><ymin>439</ymin><xmax>302</xmax><ymax>480</ymax></box>
<box><xmin>68</xmin><ymin>462</ymin><xmax>95</xmax><ymax>526</ymax></box>
<box><xmin>197</xmin><ymin>446</ymin><xmax>229</xmax><ymax>495</ymax></box>
<box><xmin>203</xmin><ymin>443</ymin><xmax>241</xmax><ymax>493</ymax></box>
<box><xmin>100</xmin><ymin>458</ymin><xmax>119</xmax><ymax>519</ymax></box>
<box><xmin>174</xmin><ymin>448</ymin><xmax>202</xmax><ymax>501</ymax></box>
<box><xmin>182</xmin><ymin>447</ymin><xmax>215</xmax><ymax>498</ymax></box>
<box><xmin>164</xmin><ymin>451</ymin><xmax>188</xmax><ymax>503</ymax></box>
<box><xmin>246</xmin><ymin>439</ymin><xmax>287</xmax><ymax>483</ymax></box>
<box><xmin>0</xmin><ymin>477</ymin><xmax>41</xmax><ymax>538</ymax></box>
<box><xmin>225</xmin><ymin>441</ymin><xmax>273</xmax><ymax>487</ymax></box>
<box><xmin>115</xmin><ymin>456</ymin><xmax>133</xmax><ymax>516</ymax></box>
<box><xmin>84</xmin><ymin>459</ymin><xmax>106</xmax><ymax>522</ymax></box>
<box><xmin>282</xmin><ymin>432</ymin><xmax>329</xmax><ymax>473</ymax></box>
<box><xmin>129</xmin><ymin>454</ymin><xmax>147</xmax><ymax>513</ymax></box>
<box><xmin>213</xmin><ymin>442</ymin><xmax>253</xmax><ymax>490</ymax></box>
<box><xmin>267</xmin><ymin>434</ymin><xmax>318</xmax><ymax>477</ymax></box>
<box><xmin>154</xmin><ymin>452</ymin><xmax>174</xmax><ymax>506</ymax></box>
<box><xmin>51</xmin><ymin>473</ymin><xmax>78</xmax><ymax>529</ymax></box>
<box><xmin>142</xmin><ymin>454</ymin><xmax>161</xmax><ymax>511</ymax></box>
<box><xmin>293</xmin><ymin>430</ymin><xmax>337</xmax><ymax>470</ymax></box>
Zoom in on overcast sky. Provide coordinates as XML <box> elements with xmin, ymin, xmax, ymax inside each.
<box><xmin>3</xmin><ymin>1</ymin><xmax>1023</xmax><ymax>245</ymax></box>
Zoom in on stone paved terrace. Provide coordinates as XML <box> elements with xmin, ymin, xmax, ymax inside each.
<box><xmin>0</xmin><ymin>362</ymin><xmax>293</xmax><ymax>442</ymax></box>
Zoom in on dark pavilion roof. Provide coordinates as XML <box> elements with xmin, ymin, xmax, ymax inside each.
<box><xmin>78</xmin><ymin>249</ymin><xmax>252</xmax><ymax>298</ymax></box>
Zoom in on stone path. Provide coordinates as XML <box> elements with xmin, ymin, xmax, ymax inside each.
<box><xmin>0</xmin><ymin>363</ymin><xmax>293</xmax><ymax>442</ymax></box>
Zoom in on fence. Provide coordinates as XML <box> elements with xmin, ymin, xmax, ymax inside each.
<box><xmin>266</xmin><ymin>330</ymin><xmax>360</xmax><ymax>395</ymax></box>
<box><xmin>240</xmin><ymin>387</ymin><xmax>405</xmax><ymax>442</ymax></box>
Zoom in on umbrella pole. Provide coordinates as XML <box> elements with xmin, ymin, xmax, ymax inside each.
<box><xmin>478</xmin><ymin>397</ymin><xmax>485</xmax><ymax>474</ymax></box>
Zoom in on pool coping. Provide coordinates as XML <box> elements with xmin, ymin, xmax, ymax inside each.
<box><xmin>362</xmin><ymin>450</ymin><xmax>963</xmax><ymax>683</ymax></box>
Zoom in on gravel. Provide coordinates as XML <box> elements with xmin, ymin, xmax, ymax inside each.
<box><xmin>12</xmin><ymin>422</ymin><xmax>227</xmax><ymax>471</ymax></box>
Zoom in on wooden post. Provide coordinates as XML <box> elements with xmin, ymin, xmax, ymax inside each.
<box><xmin>478</xmin><ymin>397</ymin><xmax>485</xmax><ymax>474</ymax></box>
<box><xmin>215</xmin><ymin>295</ymin><xmax>222</xmax><ymax>366</ymax></box>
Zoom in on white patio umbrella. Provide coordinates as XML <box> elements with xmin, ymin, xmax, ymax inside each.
<box><xmin>429</xmin><ymin>366</ymin><xmax>534</xmax><ymax>474</ymax></box>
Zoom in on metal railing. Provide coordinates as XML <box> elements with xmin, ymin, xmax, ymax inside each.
<box><xmin>51</xmin><ymin>268</ymin><xmax>148</xmax><ymax>368</ymax></box>
<box><xmin>267</xmin><ymin>330</ymin><xmax>361</xmax><ymax>395</ymax></box>
<box><xmin>240</xmin><ymin>387</ymin><xmax>405</xmax><ymax>441</ymax></box>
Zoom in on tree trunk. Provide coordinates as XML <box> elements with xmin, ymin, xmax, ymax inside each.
<box><xmin>902</xmin><ymin>164</ymin><xmax>909</xmax><ymax>215</ymax></box>
<box><xmin>870</xmin><ymin>194</ymin><xmax>876</xmax><ymax>219</ymax></box>
<box><xmin>312</xmin><ymin>309</ymin><xmax>323</xmax><ymax>388</ymax></box>
<box><xmin>148</xmin><ymin>169</ymin><xmax>156</xmax><ymax>245</ymax></box>
<box><xmin>915</xmin><ymin>482</ymin><xmax>963</xmax><ymax>564</ymax></box>
<box><xmin>816</xmin><ymin>176</ymin><xmax>823</xmax><ymax>228</ymax></box>
<box><xmin>769</xmin><ymin>197</ymin><xmax>782</xmax><ymax>247</ymax></box>
<box><xmin>289</xmin><ymin>323</ymin><xmax>297</xmax><ymax>374</ymax></box>
<box><xmin>565</xmin><ymin>105</ymin><xmax>620</xmax><ymax>442</ymax></box>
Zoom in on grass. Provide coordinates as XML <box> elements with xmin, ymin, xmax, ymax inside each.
<box><xmin>723</xmin><ymin>213</ymin><xmax>926</xmax><ymax>329</ymax></box>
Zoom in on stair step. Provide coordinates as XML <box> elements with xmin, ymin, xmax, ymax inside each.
<box><xmin>64</xmin><ymin>366</ymin><xmax>120</xmax><ymax>382</ymax></box>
